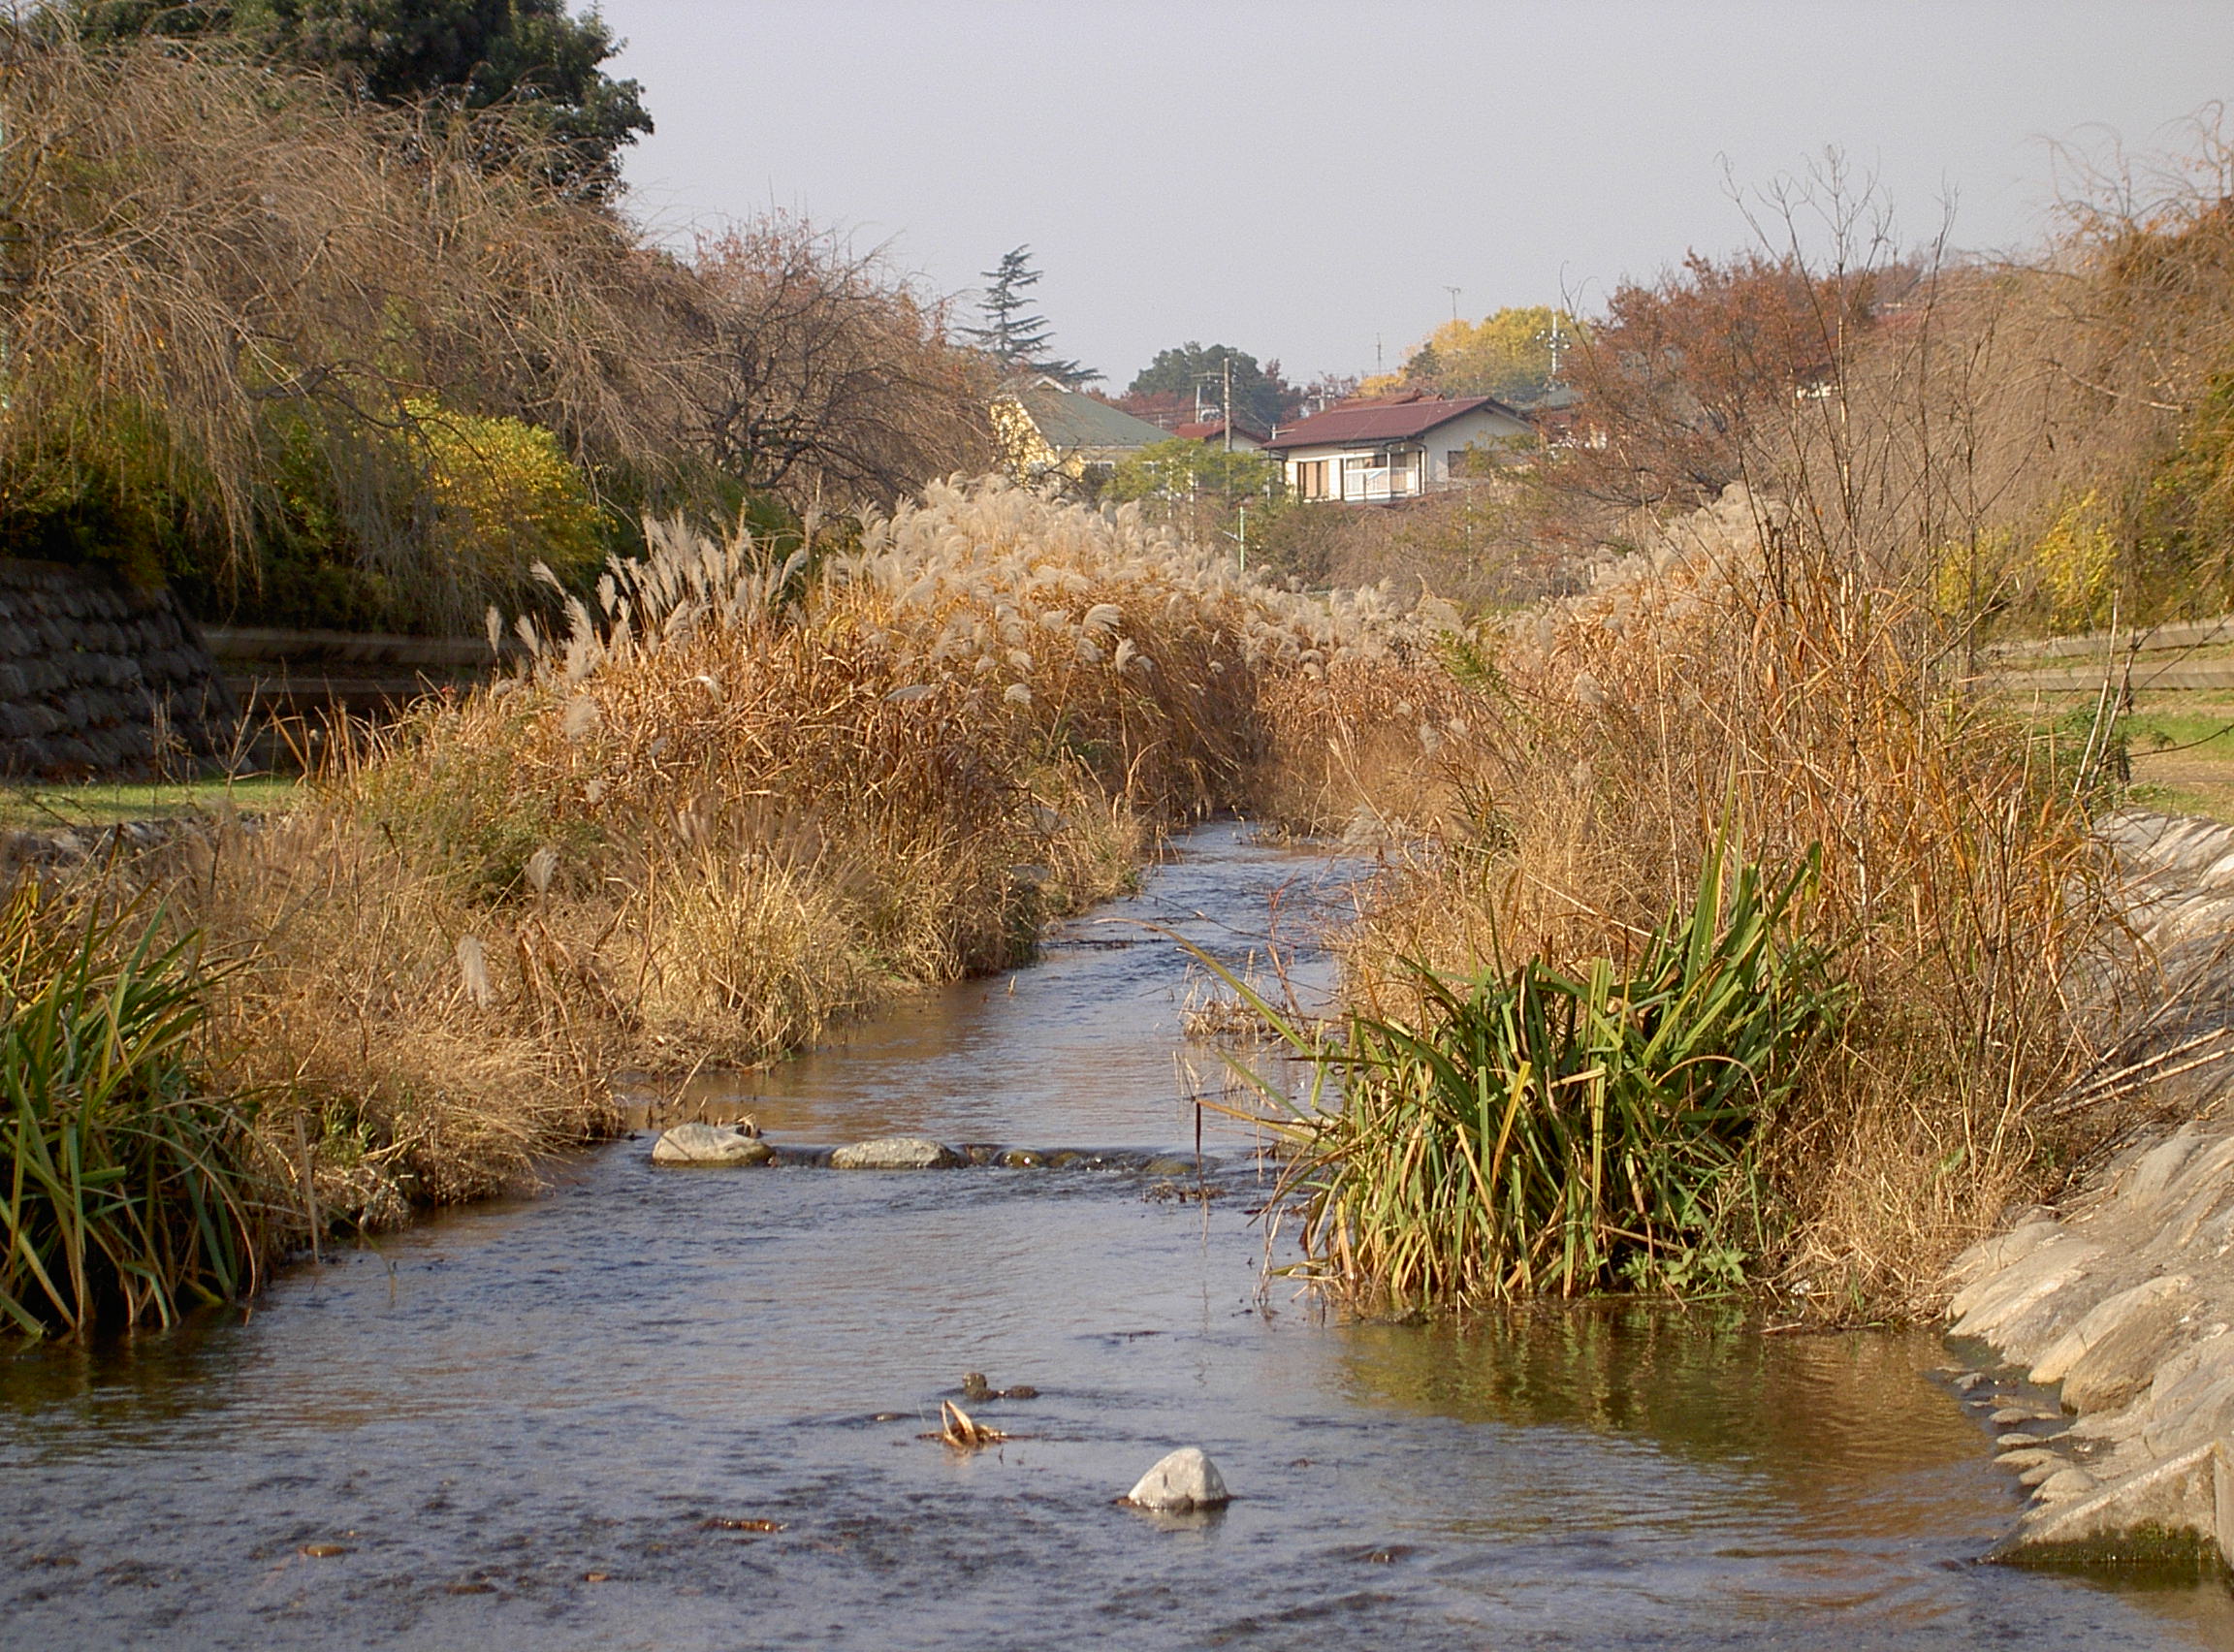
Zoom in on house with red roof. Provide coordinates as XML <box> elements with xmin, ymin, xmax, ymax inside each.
<box><xmin>1170</xmin><ymin>416</ymin><xmax>1270</xmax><ymax>452</ymax></box>
<box><xmin>1261</xmin><ymin>392</ymin><xmax>1531</xmax><ymax>502</ymax></box>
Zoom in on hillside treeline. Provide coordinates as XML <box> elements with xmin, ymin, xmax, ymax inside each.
<box><xmin>0</xmin><ymin>20</ymin><xmax>993</xmax><ymax>634</ymax></box>
<box><xmin>1282</xmin><ymin>141</ymin><xmax>2234</xmax><ymax>638</ymax></box>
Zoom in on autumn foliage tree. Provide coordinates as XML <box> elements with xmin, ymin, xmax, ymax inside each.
<box><xmin>0</xmin><ymin>24</ymin><xmax>991</xmax><ymax>631</ymax></box>
<box><xmin>1364</xmin><ymin>306</ymin><xmax>1580</xmax><ymax>405</ymax></box>
<box><xmin>1561</xmin><ymin>250</ymin><xmax>1916</xmax><ymax>509</ymax></box>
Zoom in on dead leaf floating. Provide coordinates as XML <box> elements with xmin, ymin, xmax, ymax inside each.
<box><xmin>934</xmin><ymin>1400</ymin><xmax>1007</xmax><ymax>1450</ymax></box>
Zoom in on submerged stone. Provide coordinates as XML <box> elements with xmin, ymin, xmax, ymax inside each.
<box><xmin>829</xmin><ymin>1136</ymin><xmax>962</xmax><ymax>1170</ymax></box>
<box><xmin>1125</xmin><ymin>1446</ymin><xmax>1230</xmax><ymax>1511</ymax></box>
<box><xmin>651</xmin><ymin>1124</ymin><xmax>774</xmax><ymax>1166</ymax></box>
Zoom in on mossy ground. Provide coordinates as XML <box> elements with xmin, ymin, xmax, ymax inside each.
<box><xmin>0</xmin><ymin>777</ymin><xmax>302</xmax><ymax>830</ymax></box>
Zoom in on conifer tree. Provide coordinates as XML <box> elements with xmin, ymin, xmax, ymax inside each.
<box><xmin>963</xmin><ymin>245</ymin><xmax>1099</xmax><ymax>387</ymax></box>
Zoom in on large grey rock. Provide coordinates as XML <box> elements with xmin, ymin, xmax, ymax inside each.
<box><xmin>651</xmin><ymin>1123</ymin><xmax>773</xmax><ymax>1167</ymax></box>
<box><xmin>1125</xmin><ymin>1446</ymin><xmax>1230</xmax><ymax>1511</ymax></box>
<box><xmin>2049</xmin><ymin>1279</ymin><xmax>2197</xmax><ymax>1411</ymax></box>
<box><xmin>1992</xmin><ymin>1440</ymin><xmax>2224</xmax><ymax>1565</ymax></box>
<box><xmin>829</xmin><ymin>1136</ymin><xmax>962</xmax><ymax>1170</ymax></box>
<box><xmin>1948</xmin><ymin>1233</ymin><xmax>2101</xmax><ymax>1349</ymax></box>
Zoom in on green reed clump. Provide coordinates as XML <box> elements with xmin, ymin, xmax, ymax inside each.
<box><xmin>1232</xmin><ymin>842</ymin><xmax>1845</xmax><ymax>1308</ymax></box>
<box><xmin>0</xmin><ymin>880</ymin><xmax>269</xmax><ymax>1339</ymax></box>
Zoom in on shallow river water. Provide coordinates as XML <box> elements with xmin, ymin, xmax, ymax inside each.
<box><xmin>5</xmin><ymin>824</ymin><xmax>2233</xmax><ymax>1649</ymax></box>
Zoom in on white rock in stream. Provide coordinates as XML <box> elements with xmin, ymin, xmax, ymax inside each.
<box><xmin>651</xmin><ymin>1124</ymin><xmax>773</xmax><ymax>1166</ymax></box>
<box><xmin>1125</xmin><ymin>1447</ymin><xmax>1230</xmax><ymax>1511</ymax></box>
<box><xmin>829</xmin><ymin>1137</ymin><xmax>962</xmax><ymax>1170</ymax></box>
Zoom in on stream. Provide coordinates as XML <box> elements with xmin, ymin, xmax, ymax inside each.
<box><xmin>3</xmin><ymin>823</ymin><xmax>2232</xmax><ymax>1648</ymax></box>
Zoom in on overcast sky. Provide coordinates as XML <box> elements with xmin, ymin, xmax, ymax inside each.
<box><xmin>597</xmin><ymin>1</ymin><xmax>2234</xmax><ymax>389</ymax></box>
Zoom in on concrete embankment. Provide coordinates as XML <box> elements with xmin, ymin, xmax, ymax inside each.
<box><xmin>1949</xmin><ymin>810</ymin><xmax>2234</xmax><ymax>1568</ymax></box>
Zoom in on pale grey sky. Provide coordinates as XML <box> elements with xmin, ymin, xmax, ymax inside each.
<box><xmin>597</xmin><ymin>1</ymin><xmax>2234</xmax><ymax>388</ymax></box>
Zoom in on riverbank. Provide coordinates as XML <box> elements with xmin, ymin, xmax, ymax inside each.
<box><xmin>1943</xmin><ymin>810</ymin><xmax>2234</xmax><ymax>1569</ymax></box>
<box><xmin>9</xmin><ymin>821</ymin><xmax>2225</xmax><ymax>1650</ymax></box>
<box><xmin>0</xmin><ymin>482</ymin><xmax>1455</xmax><ymax>1335</ymax></box>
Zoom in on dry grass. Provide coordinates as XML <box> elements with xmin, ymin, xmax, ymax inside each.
<box><xmin>1322</xmin><ymin>487</ymin><xmax>2128</xmax><ymax>1318</ymax></box>
<box><xmin>35</xmin><ymin>479</ymin><xmax>1412</xmax><ymax>1230</ymax></box>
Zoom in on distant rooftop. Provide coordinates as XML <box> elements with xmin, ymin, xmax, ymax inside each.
<box><xmin>1261</xmin><ymin>392</ymin><xmax>1527</xmax><ymax>452</ymax></box>
<box><xmin>1172</xmin><ymin>417</ymin><xmax>1270</xmax><ymax>444</ymax></box>
<box><xmin>1003</xmin><ymin>379</ymin><xmax>1170</xmax><ymax>454</ymax></box>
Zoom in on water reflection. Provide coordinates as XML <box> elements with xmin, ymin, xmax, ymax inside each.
<box><xmin>1337</xmin><ymin>1305</ymin><xmax>1980</xmax><ymax>1484</ymax></box>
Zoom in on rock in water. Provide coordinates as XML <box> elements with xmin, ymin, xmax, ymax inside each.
<box><xmin>1126</xmin><ymin>1447</ymin><xmax>1230</xmax><ymax>1511</ymax></box>
<box><xmin>651</xmin><ymin>1124</ymin><xmax>774</xmax><ymax>1166</ymax></box>
<box><xmin>829</xmin><ymin>1137</ymin><xmax>962</xmax><ymax>1170</ymax></box>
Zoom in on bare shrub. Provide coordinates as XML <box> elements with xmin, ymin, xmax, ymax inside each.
<box><xmin>686</xmin><ymin>218</ymin><xmax>995</xmax><ymax>507</ymax></box>
<box><xmin>0</xmin><ymin>31</ymin><xmax>701</xmax><ymax>549</ymax></box>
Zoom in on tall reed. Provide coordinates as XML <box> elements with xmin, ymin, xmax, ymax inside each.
<box><xmin>81</xmin><ymin>479</ymin><xmax>1424</xmax><ymax>1236</ymax></box>
<box><xmin>1323</xmin><ymin>487</ymin><xmax>2123</xmax><ymax>1316</ymax></box>
<box><xmin>1224</xmin><ymin>840</ymin><xmax>1844</xmax><ymax>1307</ymax></box>
<box><xmin>0</xmin><ymin>879</ymin><xmax>268</xmax><ymax>1337</ymax></box>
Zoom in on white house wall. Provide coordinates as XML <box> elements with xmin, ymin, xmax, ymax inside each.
<box><xmin>1277</xmin><ymin>406</ymin><xmax>1531</xmax><ymax>499</ymax></box>
<box><xmin>1423</xmin><ymin>407</ymin><xmax>1531</xmax><ymax>482</ymax></box>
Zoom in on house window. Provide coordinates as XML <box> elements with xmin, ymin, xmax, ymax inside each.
<box><xmin>1447</xmin><ymin>450</ymin><xmax>1466</xmax><ymax>478</ymax></box>
<box><xmin>1340</xmin><ymin>449</ymin><xmax>1419</xmax><ymax>498</ymax></box>
<box><xmin>1295</xmin><ymin>459</ymin><xmax>1329</xmax><ymax>500</ymax></box>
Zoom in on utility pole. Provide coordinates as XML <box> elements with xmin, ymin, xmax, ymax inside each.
<box><xmin>1445</xmin><ymin>286</ymin><xmax>1462</xmax><ymax>323</ymax></box>
<box><xmin>1222</xmin><ymin>355</ymin><xmax>1233</xmax><ymax>454</ymax></box>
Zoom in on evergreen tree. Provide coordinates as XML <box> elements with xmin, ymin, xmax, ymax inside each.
<box><xmin>963</xmin><ymin>245</ymin><xmax>1099</xmax><ymax>387</ymax></box>
<box><xmin>1126</xmin><ymin>342</ymin><xmax>1293</xmax><ymax>429</ymax></box>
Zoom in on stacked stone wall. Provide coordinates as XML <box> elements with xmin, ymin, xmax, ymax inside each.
<box><xmin>0</xmin><ymin>558</ymin><xmax>239</xmax><ymax>779</ymax></box>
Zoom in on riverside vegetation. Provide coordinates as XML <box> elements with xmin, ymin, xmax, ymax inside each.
<box><xmin>0</xmin><ymin>481</ymin><xmax>1447</xmax><ymax>1335</ymax></box>
<box><xmin>1216</xmin><ymin>143</ymin><xmax>2234</xmax><ymax>1323</ymax></box>
<box><xmin>0</xmin><ymin>472</ymin><xmax>2131</xmax><ymax>1336</ymax></box>
<box><xmin>16</xmin><ymin>17</ymin><xmax>2234</xmax><ymax>1337</ymax></box>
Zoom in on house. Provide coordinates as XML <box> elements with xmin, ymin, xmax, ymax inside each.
<box><xmin>1261</xmin><ymin>392</ymin><xmax>1532</xmax><ymax>502</ymax></box>
<box><xmin>1171</xmin><ymin>417</ymin><xmax>1270</xmax><ymax>452</ymax></box>
<box><xmin>990</xmin><ymin>376</ymin><xmax>1172</xmax><ymax>488</ymax></box>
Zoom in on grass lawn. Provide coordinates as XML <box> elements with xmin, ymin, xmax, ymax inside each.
<box><xmin>1998</xmin><ymin>689</ymin><xmax>2234</xmax><ymax>823</ymax></box>
<box><xmin>2120</xmin><ymin>696</ymin><xmax>2234</xmax><ymax>823</ymax></box>
<box><xmin>0</xmin><ymin>776</ymin><xmax>303</xmax><ymax>830</ymax></box>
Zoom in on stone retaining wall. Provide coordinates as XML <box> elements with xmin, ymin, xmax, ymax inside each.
<box><xmin>0</xmin><ymin>558</ymin><xmax>238</xmax><ymax>779</ymax></box>
<box><xmin>1948</xmin><ymin>810</ymin><xmax>2234</xmax><ymax>1569</ymax></box>
<box><xmin>201</xmin><ymin>624</ymin><xmax>506</xmax><ymax>718</ymax></box>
